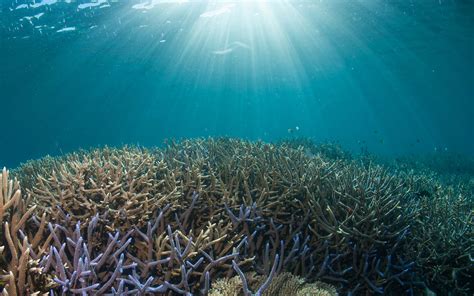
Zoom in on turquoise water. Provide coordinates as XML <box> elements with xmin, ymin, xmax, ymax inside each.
<box><xmin>1</xmin><ymin>0</ymin><xmax>473</xmax><ymax>167</ymax></box>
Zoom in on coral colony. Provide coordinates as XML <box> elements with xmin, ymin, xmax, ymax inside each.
<box><xmin>0</xmin><ymin>139</ymin><xmax>472</xmax><ymax>295</ymax></box>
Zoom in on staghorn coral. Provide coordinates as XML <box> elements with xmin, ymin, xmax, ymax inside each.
<box><xmin>2</xmin><ymin>138</ymin><xmax>472</xmax><ymax>295</ymax></box>
<box><xmin>16</xmin><ymin>147</ymin><xmax>181</xmax><ymax>232</ymax></box>
<box><xmin>0</xmin><ymin>168</ymin><xmax>54</xmax><ymax>295</ymax></box>
<box><xmin>378</xmin><ymin>157</ymin><xmax>474</xmax><ymax>294</ymax></box>
<box><xmin>401</xmin><ymin>173</ymin><xmax>473</xmax><ymax>295</ymax></box>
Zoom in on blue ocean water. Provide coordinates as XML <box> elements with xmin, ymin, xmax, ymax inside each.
<box><xmin>1</xmin><ymin>0</ymin><xmax>473</xmax><ymax>168</ymax></box>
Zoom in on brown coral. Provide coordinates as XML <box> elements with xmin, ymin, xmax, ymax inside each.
<box><xmin>209</xmin><ymin>272</ymin><xmax>337</xmax><ymax>296</ymax></box>
<box><xmin>19</xmin><ymin>147</ymin><xmax>181</xmax><ymax>231</ymax></box>
<box><xmin>0</xmin><ymin>168</ymin><xmax>54</xmax><ymax>295</ymax></box>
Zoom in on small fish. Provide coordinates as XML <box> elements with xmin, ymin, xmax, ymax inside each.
<box><xmin>288</xmin><ymin>126</ymin><xmax>300</xmax><ymax>134</ymax></box>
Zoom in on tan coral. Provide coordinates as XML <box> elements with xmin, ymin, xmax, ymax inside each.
<box><xmin>0</xmin><ymin>168</ymin><xmax>52</xmax><ymax>295</ymax></box>
<box><xmin>208</xmin><ymin>275</ymin><xmax>242</xmax><ymax>296</ymax></box>
<box><xmin>18</xmin><ymin>147</ymin><xmax>182</xmax><ymax>231</ymax></box>
<box><xmin>296</xmin><ymin>282</ymin><xmax>338</xmax><ymax>296</ymax></box>
<box><xmin>209</xmin><ymin>272</ymin><xmax>337</xmax><ymax>296</ymax></box>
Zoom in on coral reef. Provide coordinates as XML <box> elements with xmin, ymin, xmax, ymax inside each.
<box><xmin>0</xmin><ymin>138</ymin><xmax>472</xmax><ymax>295</ymax></box>
<box><xmin>400</xmin><ymin>172</ymin><xmax>473</xmax><ymax>295</ymax></box>
<box><xmin>372</xmin><ymin>149</ymin><xmax>474</xmax><ymax>294</ymax></box>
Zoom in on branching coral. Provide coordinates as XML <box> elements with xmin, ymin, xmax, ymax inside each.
<box><xmin>0</xmin><ymin>168</ymin><xmax>54</xmax><ymax>295</ymax></box>
<box><xmin>2</xmin><ymin>138</ymin><xmax>472</xmax><ymax>295</ymax></box>
<box><xmin>18</xmin><ymin>147</ymin><xmax>181</xmax><ymax>231</ymax></box>
<box><xmin>401</xmin><ymin>173</ymin><xmax>473</xmax><ymax>294</ymax></box>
